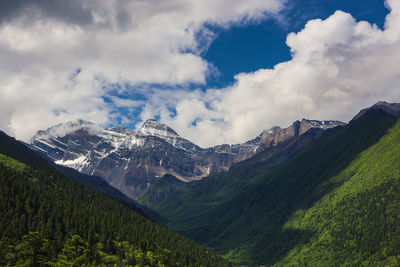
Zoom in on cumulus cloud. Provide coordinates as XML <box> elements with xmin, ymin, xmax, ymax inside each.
<box><xmin>0</xmin><ymin>0</ymin><xmax>283</xmax><ymax>141</ymax></box>
<box><xmin>3</xmin><ymin>0</ymin><xmax>400</xmax><ymax>148</ymax></box>
<box><xmin>141</xmin><ymin>0</ymin><xmax>400</xmax><ymax>147</ymax></box>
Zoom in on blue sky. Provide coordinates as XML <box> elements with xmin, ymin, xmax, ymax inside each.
<box><xmin>205</xmin><ymin>0</ymin><xmax>389</xmax><ymax>87</ymax></box>
<box><xmin>1</xmin><ymin>0</ymin><xmax>399</xmax><ymax>147</ymax></box>
<box><xmin>111</xmin><ymin>0</ymin><xmax>391</xmax><ymax>133</ymax></box>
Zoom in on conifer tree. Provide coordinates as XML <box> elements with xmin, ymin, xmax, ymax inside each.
<box><xmin>57</xmin><ymin>235</ymin><xmax>89</xmax><ymax>266</ymax></box>
<box><xmin>15</xmin><ymin>232</ymin><xmax>49</xmax><ymax>266</ymax></box>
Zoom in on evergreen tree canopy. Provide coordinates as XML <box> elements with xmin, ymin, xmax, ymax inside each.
<box><xmin>0</xmin><ymin>150</ymin><xmax>232</xmax><ymax>266</ymax></box>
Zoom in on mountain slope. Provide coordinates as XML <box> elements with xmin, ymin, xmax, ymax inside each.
<box><xmin>0</xmin><ymin>131</ymin><xmax>150</xmax><ymax>214</ymax></box>
<box><xmin>0</xmin><ymin>131</ymin><xmax>51</xmax><ymax>169</ymax></box>
<box><xmin>352</xmin><ymin>100</ymin><xmax>400</xmax><ymax>121</ymax></box>
<box><xmin>139</xmin><ymin>126</ymin><xmax>331</xmax><ymax>209</ymax></box>
<box><xmin>277</xmin><ymin>111</ymin><xmax>400</xmax><ymax>266</ymax></box>
<box><xmin>0</xmin><ymin>149</ymin><xmax>232</xmax><ymax>265</ymax></box>
<box><xmin>30</xmin><ymin>119</ymin><xmax>257</xmax><ymax>200</ymax></box>
<box><xmin>141</xmin><ymin>107</ymin><xmax>399</xmax><ymax>265</ymax></box>
<box><xmin>30</xmin><ymin>119</ymin><xmax>342</xmax><ymax>200</ymax></box>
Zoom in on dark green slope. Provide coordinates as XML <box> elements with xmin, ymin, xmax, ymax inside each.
<box><xmin>139</xmin><ymin>126</ymin><xmax>328</xmax><ymax>222</ymax></box>
<box><xmin>0</xmin><ymin>131</ymin><xmax>51</xmax><ymax>169</ymax></box>
<box><xmin>0</xmin><ymin>131</ymin><xmax>158</xmax><ymax>217</ymax></box>
<box><xmin>142</xmin><ymin>109</ymin><xmax>400</xmax><ymax>265</ymax></box>
<box><xmin>0</xmin><ymin>140</ymin><xmax>232</xmax><ymax>265</ymax></box>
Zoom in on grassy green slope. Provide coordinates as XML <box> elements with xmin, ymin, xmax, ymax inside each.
<box><xmin>277</xmin><ymin>113</ymin><xmax>400</xmax><ymax>266</ymax></box>
<box><xmin>0</xmin><ymin>152</ymin><xmax>232</xmax><ymax>266</ymax></box>
<box><xmin>143</xmin><ymin>109</ymin><xmax>400</xmax><ymax>265</ymax></box>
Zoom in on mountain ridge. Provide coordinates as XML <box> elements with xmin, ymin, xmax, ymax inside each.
<box><xmin>352</xmin><ymin>101</ymin><xmax>400</xmax><ymax>121</ymax></box>
<box><xmin>141</xmin><ymin>106</ymin><xmax>400</xmax><ymax>265</ymax></box>
<box><xmin>30</xmin><ymin>117</ymin><xmax>343</xmax><ymax>200</ymax></box>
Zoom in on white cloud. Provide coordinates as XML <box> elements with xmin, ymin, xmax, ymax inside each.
<box><xmin>142</xmin><ymin>0</ymin><xmax>400</xmax><ymax>147</ymax></box>
<box><xmin>4</xmin><ymin>0</ymin><xmax>400</xmax><ymax>149</ymax></box>
<box><xmin>0</xmin><ymin>0</ymin><xmax>284</xmax><ymax>141</ymax></box>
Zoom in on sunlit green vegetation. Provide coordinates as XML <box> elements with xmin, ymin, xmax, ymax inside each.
<box><xmin>142</xmin><ymin>109</ymin><xmax>400</xmax><ymax>265</ymax></box>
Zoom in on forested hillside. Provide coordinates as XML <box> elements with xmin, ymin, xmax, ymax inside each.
<box><xmin>0</xmin><ymin>130</ymin><xmax>159</xmax><ymax>219</ymax></box>
<box><xmin>142</xmin><ymin>109</ymin><xmax>400</xmax><ymax>265</ymax></box>
<box><xmin>0</xmin><ymin>152</ymin><xmax>232</xmax><ymax>266</ymax></box>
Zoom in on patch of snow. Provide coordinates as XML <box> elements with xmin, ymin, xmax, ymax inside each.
<box><xmin>131</xmin><ymin>136</ymin><xmax>145</xmax><ymax>148</ymax></box>
<box><xmin>68</xmin><ymin>140</ymin><xmax>80</xmax><ymax>146</ymax></box>
<box><xmin>54</xmin><ymin>146</ymin><xmax>66</xmax><ymax>152</ymax></box>
<box><xmin>55</xmin><ymin>155</ymin><xmax>89</xmax><ymax>171</ymax></box>
<box><xmin>124</xmin><ymin>158</ymin><xmax>131</xmax><ymax>171</ymax></box>
<box><xmin>103</xmin><ymin>129</ymin><xmax>127</xmax><ymax>137</ymax></box>
<box><xmin>51</xmin><ymin>138</ymin><xmax>67</xmax><ymax>146</ymax></box>
<box><xmin>32</xmin><ymin>144</ymin><xmax>48</xmax><ymax>153</ymax></box>
<box><xmin>94</xmin><ymin>149</ymin><xmax>105</xmax><ymax>156</ymax></box>
<box><xmin>214</xmin><ymin>151</ymin><xmax>235</xmax><ymax>155</ymax></box>
<box><xmin>253</xmin><ymin>146</ymin><xmax>258</xmax><ymax>153</ymax></box>
<box><xmin>86</xmin><ymin>141</ymin><xmax>98</xmax><ymax>146</ymax></box>
<box><xmin>36</xmin><ymin>139</ymin><xmax>56</xmax><ymax>149</ymax></box>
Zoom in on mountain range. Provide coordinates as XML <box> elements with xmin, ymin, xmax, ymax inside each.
<box><xmin>138</xmin><ymin>101</ymin><xmax>400</xmax><ymax>265</ymax></box>
<box><xmin>0</xmin><ymin>130</ymin><xmax>231</xmax><ymax>266</ymax></box>
<box><xmin>30</xmin><ymin>117</ymin><xmax>343</xmax><ymax>200</ymax></box>
<box><xmin>3</xmin><ymin>100</ymin><xmax>400</xmax><ymax>265</ymax></box>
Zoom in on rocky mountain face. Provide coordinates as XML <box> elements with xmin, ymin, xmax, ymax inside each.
<box><xmin>30</xmin><ymin>118</ymin><xmax>343</xmax><ymax>200</ymax></box>
<box><xmin>352</xmin><ymin>101</ymin><xmax>400</xmax><ymax>121</ymax></box>
<box><xmin>255</xmin><ymin>119</ymin><xmax>345</xmax><ymax>153</ymax></box>
<box><xmin>141</xmin><ymin>126</ymin><xmax>336</xmax><ymax>208</ymax></box>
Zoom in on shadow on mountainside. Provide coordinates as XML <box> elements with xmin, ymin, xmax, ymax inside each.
<box><xmin>167</xmin><ymin>109</ymin><xmax>398</xmax><ymax>265</ymax></box>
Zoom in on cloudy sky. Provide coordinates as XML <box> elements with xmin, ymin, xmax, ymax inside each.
<box><xmin>1</xmin><ymin>0</ymin><xmax>399</xmax><ymax>147</ymax></box>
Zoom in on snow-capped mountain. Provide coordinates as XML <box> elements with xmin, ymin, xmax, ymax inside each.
<box><xmin>30</xmin><ymin>118</ymin><xmax>344</xmax><ymax>200</ymax></box>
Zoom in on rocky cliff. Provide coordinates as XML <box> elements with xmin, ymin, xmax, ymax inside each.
<box><xmin>31</xmin><ymin>118</ymin><xmax>343</xmax><ymax>199</ymax></box>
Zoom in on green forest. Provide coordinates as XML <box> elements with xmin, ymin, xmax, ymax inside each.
<box><xmin>0</xmin><ymin>153</ymin><xmax>232</xmax><ymax>266</ymax></box>
<box><xmin>141</xmin><ymin>109</ymin><xmax>400</xmax><ymax>265</ymax></box>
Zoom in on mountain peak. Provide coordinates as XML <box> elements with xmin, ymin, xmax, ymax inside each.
<box><xmin>31</xmin><ymin>119</ymin><xmax>100</xmax><ymax>141</ymax></box>
<box><xmin>258</xmin><ymin>119</ymin><xmax>344</xmax><ymax>139</ymax></box>
<box><xmin>352</xmin><ymin>101</ymin><xmax>400</xmax><ymax>121</ymax></box>
<box><xmin>139</xmin><ymin>119</ymin><xmax>179</xmax><ymax>137</ymax></box>
<box><xmin>372</xmin><ymin>101</ymin><xmax>400</xmax><ymax>115</ymax></box>
<box><xmin>255</xmin><ymin>118</ymin><xmax>345</xmax><ymax>153</ymax></box>
<box><xmin>300</xmin><ymin>119</ymin><xmax>345</xmax><ymax>129</ymax></box>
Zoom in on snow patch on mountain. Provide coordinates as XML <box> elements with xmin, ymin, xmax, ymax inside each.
<box><xmin>31</xmin><ymin>117</ymin><xmax>346</xmax><ymax>200</ymax></box>
<box><xmin>55</xmin><ymin>155</ymin><xmax>89</xmax><ymax>171</ymax></box>
<box><xmin>31</xmin><ymin>119</ymin><xmax>102</xmax><ymax>141</ymax></box>
<box><xmin>139</xmin><ymin>119</ymin><xmax>179</xmax><ymax>138</ymax></box>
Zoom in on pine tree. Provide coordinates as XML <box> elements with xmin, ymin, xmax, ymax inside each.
<box><xmin>15</xmin><ymin>232</ymin><xmax>49</xmax><ymax>266</ymax></box>
<box><xmin>57</xmin><ymin>235</ymin><xmax>89</xmax><ymax>266</ymax></box>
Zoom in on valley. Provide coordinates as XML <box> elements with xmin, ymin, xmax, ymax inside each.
<box><xmin>2</xmin><ymin>101</ymin><xmax>400</xmax><ymax>265</ymax></box>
